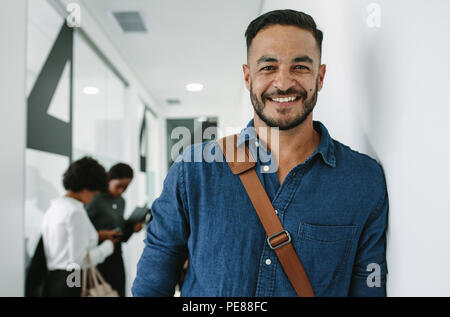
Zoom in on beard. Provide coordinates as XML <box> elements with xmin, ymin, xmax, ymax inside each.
<box><xmin>250</xmin><ymin>80</ymin><xmax>319</xmax><ymax>131</ymax></box>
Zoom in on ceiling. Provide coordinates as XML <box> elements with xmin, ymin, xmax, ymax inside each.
<box><xmin>75</xmin><ymin>0</ymin><xmax>263</xmax><ymax>117</ymax></box>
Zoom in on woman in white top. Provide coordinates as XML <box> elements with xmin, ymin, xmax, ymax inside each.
<box><xmin>41</xmin><ymin>157</ymin><xmax>122</xmax><ymax>297</ymax></box>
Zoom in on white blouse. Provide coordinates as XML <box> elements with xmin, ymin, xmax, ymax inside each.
<box><xmin>41</xmin><ymin>196</ymin><xmax>113</xmax><ymax>270</ymax></box>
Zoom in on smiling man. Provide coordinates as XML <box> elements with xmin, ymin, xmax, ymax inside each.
<box><xmin>132</xmin><ymin>9</ymin><xmax>388</xmax><ymax>297</ymax></box>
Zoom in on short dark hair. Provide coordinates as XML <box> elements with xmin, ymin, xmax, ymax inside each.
<box><xmin>63</xmin><ymin>156</ymin><xmax>108</xmax><ymax>193</ymax></box>
<box><xmin>245</xmin><ymin>9</ymin><xmax>323</xmax><ymax>60</ymax></box>
<box><xmin>109</xmin><ymin>163</ymin><xmax>134</xmax><ymax>180</ymax></box>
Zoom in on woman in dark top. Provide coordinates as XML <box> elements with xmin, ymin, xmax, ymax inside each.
<box><xmin>86</xmin><ymin>163</ymin><xmax>144</xmax><ymax>297</ymax></box>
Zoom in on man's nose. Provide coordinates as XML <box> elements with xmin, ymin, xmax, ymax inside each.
<box><xmin>273</xmin><ymin>69</ymin><xmax>295</xmax><ymax>92</ymax></box>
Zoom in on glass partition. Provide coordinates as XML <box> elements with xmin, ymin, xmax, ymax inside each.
<box><xmin>25</xmin><ymin>1</ymin><xmax>127</xmax><ymax>271</ymax></box>
<box><xmin>72</xmin><ymin>32</ymin><xmax>126</xmax><ymax>168</ymax></box>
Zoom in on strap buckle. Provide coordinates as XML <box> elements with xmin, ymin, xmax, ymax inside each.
<box><xmin>267</xmin><ymin>230</ymin><xmax>291</xmax><ymax>250</ymax></box>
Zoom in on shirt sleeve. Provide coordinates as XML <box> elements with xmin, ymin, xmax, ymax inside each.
<box><xmin>66</xmin><ymin>210</ymin><xmax>91</xmax><ymax>267</ymax></box>
<box><xmin>132</xmin><ymin>158</ymin><xmax>189</xmax><ymax>297</ymax></box>
<box><xmin>121</xmin><ymin>199</ymin><xmax>134</xmax><ymax>243</ymax></box>
<box><xmin>88</xmin><ymin>240</ymin><xmax>114</xmax><ymax>266</ymax></box>
<box><xmin>121</xmin><ymin>219</ymin><xmax>134</xmax><ymax>243</ymax></box>
<box><xmin>349</xmin><ymin>171</ymin><xmax>389</xmax><ymax>297</ymax></box>
<box><xmin>66</xmin><ymin>209</ymin><xmax>114</xmax><ymax>267</ymax></box>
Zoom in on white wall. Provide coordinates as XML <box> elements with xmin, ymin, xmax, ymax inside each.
<box><xmin>258</xmin><ymin>0</ymin><xmax>450</xmax><ymax>296</ymax></box>
<box><xmin>0</xmin><ymin>0</ymin><xmax>27</xmax><ymax>297</ymax></box>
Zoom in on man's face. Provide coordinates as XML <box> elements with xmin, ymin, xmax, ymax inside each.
<box><xmin>243</xmin><ymin>25</ymin><xmax>326</xmax><ymax>130</ymax></box>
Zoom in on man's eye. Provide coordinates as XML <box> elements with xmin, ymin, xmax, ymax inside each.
<box><xmin>261</xmin><ymin>66</ymin><xmax>275</xmax><ymax>71</ymax></box>
<box><xmin>295</xmin><ymin>65</ymin><xmax>308</xmax><ymax>70</ymax></box>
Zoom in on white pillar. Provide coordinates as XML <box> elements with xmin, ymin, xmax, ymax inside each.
<box><xmin>0</xmin><ymin>0</ymin><xmax>27</xmax><ymax>296</ymax></box>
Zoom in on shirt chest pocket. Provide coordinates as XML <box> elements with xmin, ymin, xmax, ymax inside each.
<box><xmin>295</xmin><ymin>222</ymin><xmax>359</xmax><ymax>292</ymax></box>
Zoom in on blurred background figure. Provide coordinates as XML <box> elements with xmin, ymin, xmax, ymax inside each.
<box><xmin>41</xmin><ymin>157</ymin><xmax>120</xmax><ymax>297</ymax></box>
<box><xmin>86</xmin><ymin>163</ymin><xmax>144</xmax><ymax>297</ymax></box>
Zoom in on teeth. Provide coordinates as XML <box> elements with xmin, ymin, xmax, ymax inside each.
<box><xmin>271</xmin><ymin>96</ymin><xmax>297</xmax><ymax>103</ymax></box>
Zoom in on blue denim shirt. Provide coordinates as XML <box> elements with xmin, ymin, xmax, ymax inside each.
<box><xmin>132</xmin><ymin>119</ymin><xmax>388</xmax><ymax>297</ymax></box>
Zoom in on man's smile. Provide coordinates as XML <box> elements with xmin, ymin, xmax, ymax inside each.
<box><xmin>265</xmin><ymin>95</ymin><xmax>302</xmax><ymax>108</ymax></box>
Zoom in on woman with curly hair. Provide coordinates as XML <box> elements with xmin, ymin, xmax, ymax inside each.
<box><xmin>41</xmin><ymin>157</ymin><xmax>120</xmax><ymax>297</ymax></box>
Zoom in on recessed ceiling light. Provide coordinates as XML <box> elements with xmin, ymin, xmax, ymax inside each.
<box><xmin>186</xmin><ymin>83</ymin><xmax>203</xmax><ymax>92</ymax></box>
<box><xmin>83</xmin><ymin>86</ymin><xmax>99</xmax><ymax>95</ymax></box>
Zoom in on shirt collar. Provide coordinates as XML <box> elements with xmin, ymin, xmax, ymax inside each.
<box><xmin>61</xmin><ymin>196</ymin><xmax>85</xmax><ymax>208</ymax></box>
<box><xmin>237</xmin><ymin>118</ymin><xmax>336</xmax><ymax>168</ymax></box>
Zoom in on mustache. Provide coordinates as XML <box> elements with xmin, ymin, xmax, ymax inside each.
<box><xmin>262</xmin><ymin>88</ymin><xmax>308</xmax><ymax>100</ymax></box>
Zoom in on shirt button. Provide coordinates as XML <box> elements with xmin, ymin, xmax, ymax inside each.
<box><xmin>263</xmin><ymin>165</ymin><xmax>270</xmax><ymax>172</ymax></box>
<box><xmin>274</xmin><ymin>209</ymin><xmax>278</xmax><ymax>215</ymax></box>
<box><xmin>255</xmin><ymin>141</ymin><xmax>259</xmax><ymax>147</ymax></box>
<box><xmin>265</xmin><ymin>259</ymin><xmax>271</xmax><ymax>266</ymax></box>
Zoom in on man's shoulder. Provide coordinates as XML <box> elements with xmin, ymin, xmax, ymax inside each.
<box><xmin>332</xmin><ymin>138</ymin><xmax>386</xmax><ymax>190</ymax></box>
<box><xmin>171</xmin><ymin>140</ymin><xmax>228</xmax><ymax>188</ymax></box>
<box><xmin>176</xmin><ymin>140</ymin><xmax>225</xmax><ymax>165</ymax></box>
<box><xmin>333</xmin><ymin>138</ymin><xmax>382</xmax><ymax>171</ymax></box>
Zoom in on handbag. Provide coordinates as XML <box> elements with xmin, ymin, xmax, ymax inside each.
<box><xmin>218</xmin><ymin>134</ymin><xmax>315</xmax><ymax>297</ymax></box>
<box><xmin>81</xmin><ymin>252</ymin><xmax>119</xmax><ymax>297</ymax></box>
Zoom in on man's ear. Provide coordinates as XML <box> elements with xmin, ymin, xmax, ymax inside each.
<box><xmin>243</xmin><ymin>64</ymin><xmax>251</xmax><ymax>91</ymax></box>
<box><xmin>317</xmin><ymin>64</ymin><xmax>326</xmax><ymax>92</ymax></box>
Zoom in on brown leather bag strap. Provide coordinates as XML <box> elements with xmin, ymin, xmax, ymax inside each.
<box><xmin>218</xmin><ymin>134</ymin><xmax>315</xmax><ymax>297</ymax></box>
